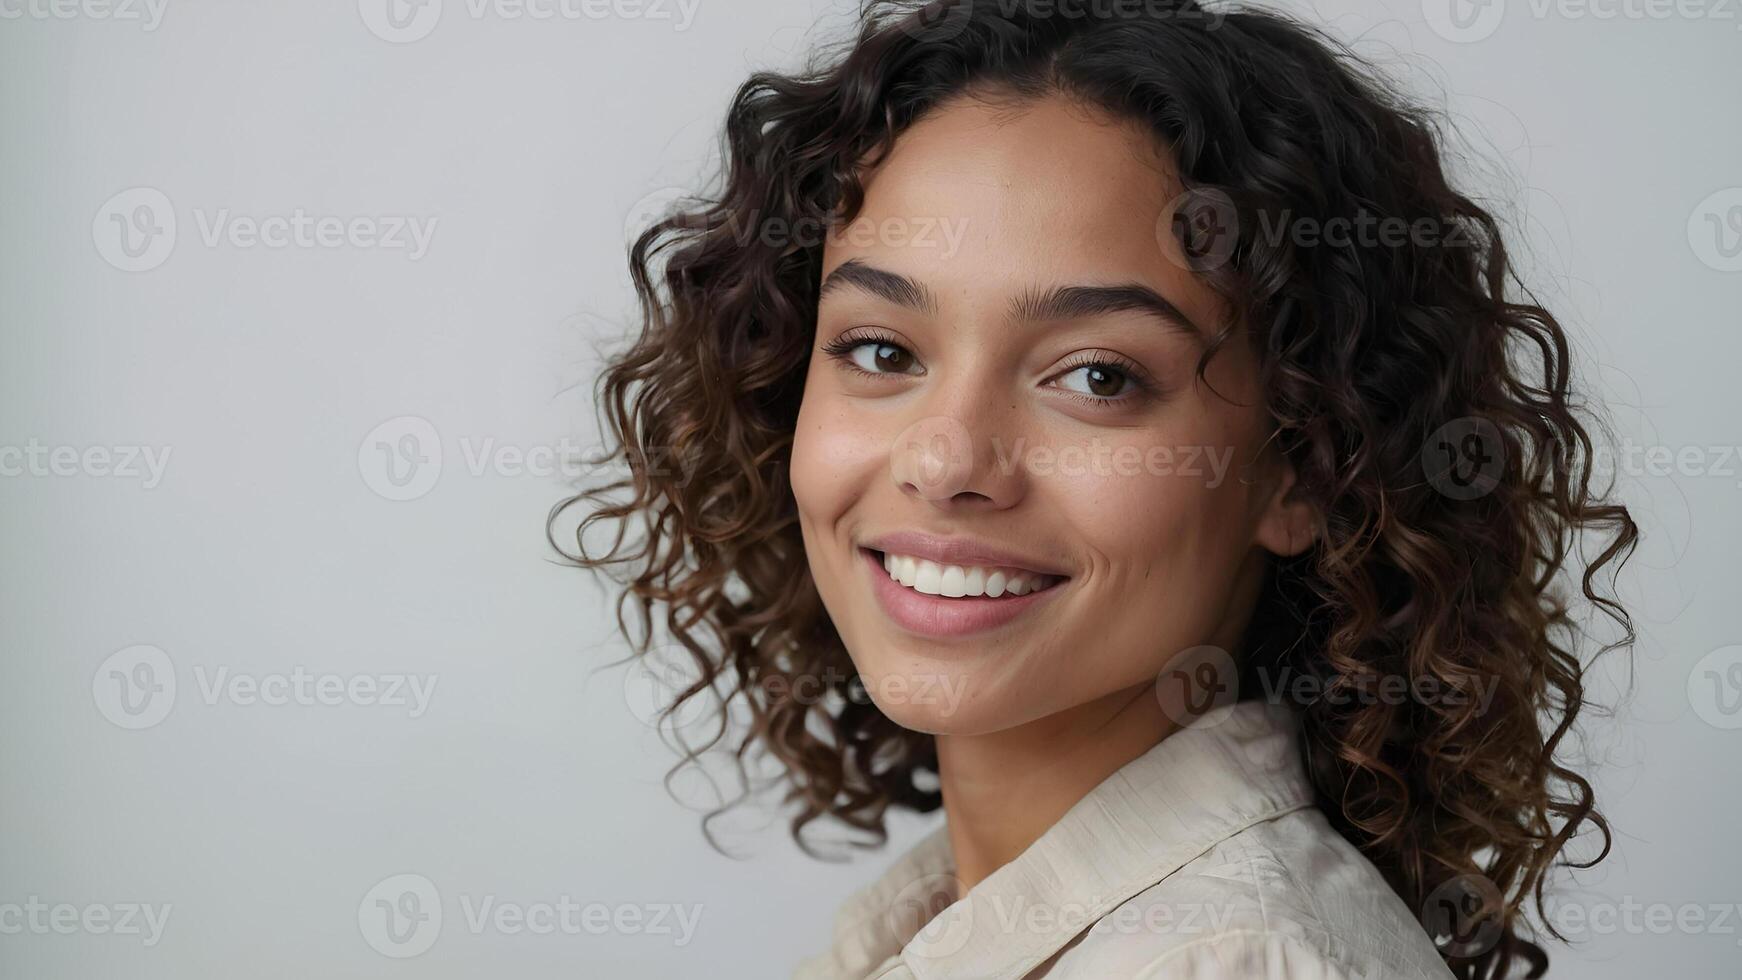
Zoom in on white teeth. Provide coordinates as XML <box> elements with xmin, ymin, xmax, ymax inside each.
<box><xmin>878</xmin><ymin>552</ymin><xmax>1052</xmax><ymax>599</ymax></box>
<box><xmin>985</xmin><ymin>570</ymin><xmax>1006</xmax><ymax>598</ymax></box>
<box><xmin>897</xmin><ymin>557</ymin><xmax>918</xmax><ymax>587</ymax></box>
<box><xmin>940</xmin><ymin>566</ymin><xmax>966</xmax><ymax>598</ymax></box>
<box><xmin>914</xmin><ymin>560</ymin><xmax>943</xmax><ymax>594</ymax></box>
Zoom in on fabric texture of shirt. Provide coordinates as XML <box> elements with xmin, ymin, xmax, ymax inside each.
<box><xmin>792</xmin><ymin>700</ymin><xmax>1457</xmax><ymax>979</ymax></box>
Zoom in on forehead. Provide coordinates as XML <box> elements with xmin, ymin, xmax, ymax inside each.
<box><xmin>822</xmin><ymin>92</ymin><xmax>1214</xmax><ymax>324</ymax></box>
<box><xmin>864</xmin><ymin>91</ymin><xmax>1176</xmax><ymax>198</ymax></box>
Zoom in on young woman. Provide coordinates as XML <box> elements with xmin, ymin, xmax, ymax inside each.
<box><xmin>555</xmin><ymin>2</ymin><xmax>1638</xmax><ymax>977</ymax></box>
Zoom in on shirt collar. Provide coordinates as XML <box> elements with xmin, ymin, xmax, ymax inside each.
<box><xmin>854</xmin><ymin>700</ymin><xmax>1316</xmax><ymax>979</ymax></box>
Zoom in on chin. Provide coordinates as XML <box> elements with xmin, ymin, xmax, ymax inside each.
<box><xmin>867</xmin><ymin>696</ymin><xmax>961</xmax><ymax>736</ymax></box>
<box><xmin>848</xmin><ymin>655</ymin><xmax>1033</xmax><ymax>737</ymax></box>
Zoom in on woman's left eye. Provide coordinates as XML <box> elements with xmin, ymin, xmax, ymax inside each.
<box><xmin>1051</xmin><ymin>362</ymin><xmax>1139</xmax><ymax>399</ymax></box>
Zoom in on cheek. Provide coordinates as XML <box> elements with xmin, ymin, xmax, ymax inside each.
<box><xmin>1041</xmin><ymin>436</ymin><xmax>1256</xmax><ymax>608</ymax></box>
<box><xmin>1014</xmin><ymin>454</ymin><xmax>1246</xmax><ymax>703</ymax></box>
<box><xmin>790</xmin><ymin>372</ymin><xmax>885</xmax><ymax>532</ymax></box>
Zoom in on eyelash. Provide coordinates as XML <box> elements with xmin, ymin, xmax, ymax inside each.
<box><xmin>820</xmin><ymin>329</ymin><xmax>1159</xmax><ymax>406</ymax></box>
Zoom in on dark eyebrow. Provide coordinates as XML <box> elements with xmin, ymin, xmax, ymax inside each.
<box><xmin>1008</xmin><ymin>282</ymin><xmax>1203</xmax><ymax>340</ymax></box>
<box><xmin>817</xmin><ymin>258</ymin><xmax>939</xmax><ymax>316</ymax></box>
<box><xmin>818</xmin><ymin>258</ymin><xmax>1202</xmax><ymax>340</ymax></box>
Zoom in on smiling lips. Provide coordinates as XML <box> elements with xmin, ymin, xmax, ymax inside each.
<box><xmin>859</xmin><ymin>537</ymin><xmax>1067</xmax><ymax>638</ymax></box>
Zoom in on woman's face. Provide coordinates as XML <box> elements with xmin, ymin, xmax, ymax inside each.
<box><xmin>791</xmin><ymin>93</ymin><xmax>1313</xmax><ymax>736</ymax></box>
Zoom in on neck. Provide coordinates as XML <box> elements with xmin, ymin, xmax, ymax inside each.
<box><xmin>935</xmin><ymin>681</ymin><xmax>1178</xmax><ymax>892</ymax></box>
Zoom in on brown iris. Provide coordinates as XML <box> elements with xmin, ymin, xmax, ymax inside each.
<box><xmin>872</xmin><ymin>344</ymin><xmax>914</xmax><ymax>373</ymax></box>
<box><xmin>1083</xmin><ymin>365</ymin><xmax>1124</xmax><ymax>397</ymax></box>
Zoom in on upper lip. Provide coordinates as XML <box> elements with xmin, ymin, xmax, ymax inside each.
<box><xmin>860</xmin><ymin>530</ymin><xmax>1071</xmax><ymax>577</ymax></box>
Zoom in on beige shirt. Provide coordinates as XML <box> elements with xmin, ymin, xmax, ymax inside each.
<box><xmin>793</xmin><ymin>701</ymin><xmax>1456</xmax><ymax>979</ymax></box>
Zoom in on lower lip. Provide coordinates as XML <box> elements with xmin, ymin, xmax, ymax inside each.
<box><xmin>861</xmin><ymin>548</ymin><xmax>1065</xmax><ymax>639</ymax></box>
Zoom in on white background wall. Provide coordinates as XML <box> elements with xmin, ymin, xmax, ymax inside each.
<box><xmin>1</xmin><ymin>1</ymin><xmax>1737</xmax><ymax>977</ymax></box>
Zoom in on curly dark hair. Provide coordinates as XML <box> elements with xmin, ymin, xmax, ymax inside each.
<box><xmin>550</xmin><ymin>2</ymin><xmax>1640</xmax><ymax>977</ymax></box>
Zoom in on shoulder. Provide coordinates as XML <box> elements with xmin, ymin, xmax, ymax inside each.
<box><xmin>1037</xmin><ymin>808</ymin><xmax>1456</xmax><ymax>980</ymax></box>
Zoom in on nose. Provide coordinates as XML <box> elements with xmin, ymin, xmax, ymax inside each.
<box><xmin>889</xmin><ymin>410</ymin><xmax>1025</xmax><ymax>510</ymax></box>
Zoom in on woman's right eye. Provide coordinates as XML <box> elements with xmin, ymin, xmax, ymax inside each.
<box><xmin>823</xmin><ymin>333</ymin><xmax>925</xmax><ymax>376</ymax></box>
<box><xmin>848</xmin><ymin>341</ymin><xmax>919</xmax><ymax>375</ymax></box>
